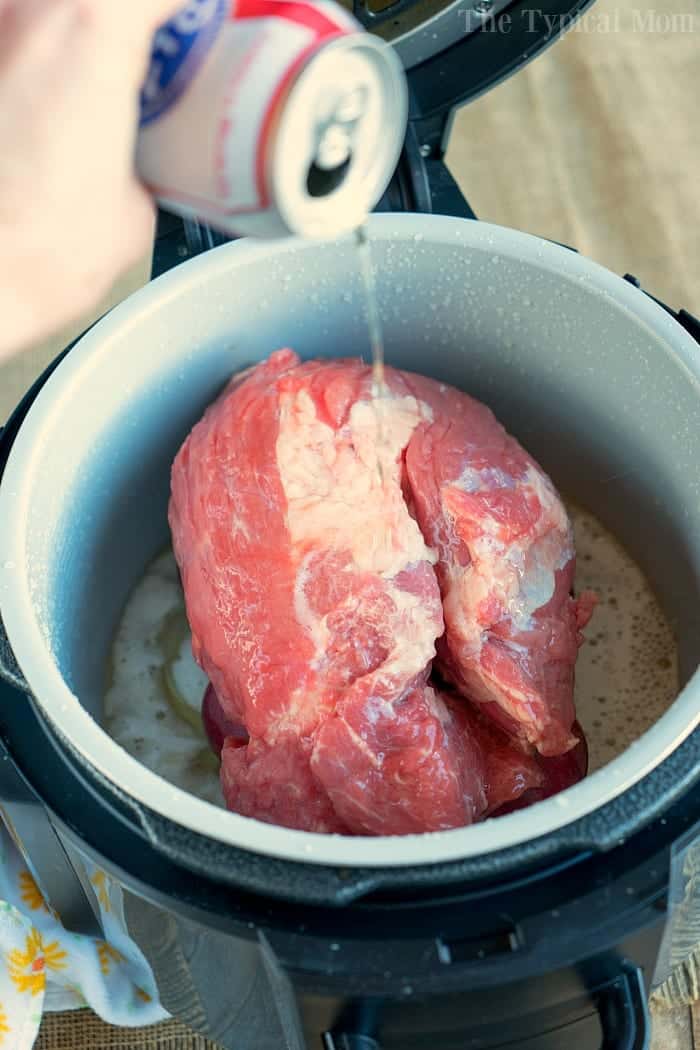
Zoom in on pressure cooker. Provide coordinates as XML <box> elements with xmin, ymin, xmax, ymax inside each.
<box><xmin>1</xmin><ymin>1</ymin><xmax>699</xmax><ymax>1047</ymax></box>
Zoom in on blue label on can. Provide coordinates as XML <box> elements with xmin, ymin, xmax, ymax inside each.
<box><xmin>140</xmin><ymin>0</ymin><xmax>228</xmax><ymax>126</ymax></box>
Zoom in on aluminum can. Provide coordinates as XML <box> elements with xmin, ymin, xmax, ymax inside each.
<box><xmin>137</xmin><ymin>0</ymin><xmax>408</xmax><ymax>238</ymax></box>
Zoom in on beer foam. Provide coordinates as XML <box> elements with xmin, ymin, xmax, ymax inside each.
<box><xmin>566</xmin><ymin>501</ymin><xmax>678</xmax><ymax>772</ymax></box>
<box><xmin>103</xmin><ymin>550</ymin><xmax>222</xmax><ymax>806</ymax></box>
<box><xmin>103</xmin><ymin>503</ymin><xmax>679</xmax><ymax>805</ymax></box>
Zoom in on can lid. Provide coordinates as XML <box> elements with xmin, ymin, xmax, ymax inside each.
<box><xmin>272</xmin><ymin>34</ymin><xmax>407</xmax><ymax>238</ymax></box>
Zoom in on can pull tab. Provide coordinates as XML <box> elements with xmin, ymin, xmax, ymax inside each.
<box><xmin>307</xmin><ymin>154</ymin><xmax>352</xmax><ymax>198</ymax></box>
<box><xmin>306</xmin><ymin>86</ymin><xmax>367</xmax><ymax>198</ymax></box>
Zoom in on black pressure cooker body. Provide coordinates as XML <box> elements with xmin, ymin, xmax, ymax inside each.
<box><xmin>1</xmin><ymin>664</ymin><xmax>699</xmax><ymax>1049</ymax></box>
<box><xmin>2</xmin><ymin>2</ymin><xmax>700</xmax><ymax>1048</ymax></box>
<box><xmin>1</xmin><ymin>247</ymin><xmax>699</xmax><ymax>1050</ymax></box>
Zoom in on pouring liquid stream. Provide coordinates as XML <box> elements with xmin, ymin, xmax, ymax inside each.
<box><xmin>355</xmin><ymin>226</ymin><xmax>388</xmax><ymax>479</ymax></box>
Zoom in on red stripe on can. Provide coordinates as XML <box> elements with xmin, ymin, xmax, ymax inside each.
<box><xmin>141</xmin><ymin>181</ymin><xmax>267</xmax><ymax>217</ymax></box>
<box><xmin>146</xmin><ymin>2</ymin><xmax>356</xmax><ymax>224</ymax></box>
<box><xmin>254</xmin><ymin>34</ymin><xmax>343</xmax><ymax>208</ymax></box>
<box><xmin>215</xmin><ymin>26</ymin><xmax>272</xmax><ymax>206</ymax></box>
<box><xmin>232</xmin><ymin>0</ymin><xmax>348</xmax><ymax>40</ymax></box>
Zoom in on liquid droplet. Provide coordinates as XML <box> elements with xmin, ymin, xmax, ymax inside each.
<box><xmin>355</xmin><ymin>226</ymin><xmax>388</xmax><ymax>480</ymax></box>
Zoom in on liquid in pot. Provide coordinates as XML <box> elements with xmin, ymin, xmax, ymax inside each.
<box><xmin>103</xmin><ymin>502</ymin><xmax>679</xmax><ymax>810</ymax></box>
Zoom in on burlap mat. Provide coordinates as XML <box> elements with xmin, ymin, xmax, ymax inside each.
<box><xmin>652</xmin><ymin>838</ymin><xmax>700</xmax><ymax>1011</ymax></box>
<box><xmin>446</xmin><ymin>0</ymin><xmax>698</xmax><ymax>315</ymax></box>
<box><xmin>35</xmin><ymin>1014</ymin><xmax>221</xmax><ymax>1050</ymax></box>
<box><xmin>0</xmin><ymin>0</ymin><xmax>693</xmax><ymax>1044</ymax></box>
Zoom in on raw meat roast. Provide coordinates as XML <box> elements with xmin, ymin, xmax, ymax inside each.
<box><xmin>170</xmin><ymin>351</ymin><xmax>593</xmax><ymax>835</ymax></box>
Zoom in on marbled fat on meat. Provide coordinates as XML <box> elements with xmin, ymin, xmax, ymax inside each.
<box><xmin>169</xmin><ymin>351</ymin><xmax>592</xmax><ymax>835</ymax></box>
<box><xmin>401</xmin><ymin>372</ymin><xmax>591</xmax><ymax>756</ymax></box>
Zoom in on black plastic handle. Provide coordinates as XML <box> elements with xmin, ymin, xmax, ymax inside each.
<box><xmin>322</xmin><ymin>963</ymin><xmax>649</xmax><ymax>1050</ymax></box>
<box><xmin>0</xmin><ymin>738</ymin><xmax>103</xmax><ymax>938</ymax></box>
<box><xmin>596</xmin><ymin>962</ymin><xmax>650</xmax><ymax>1050</ymax></box>
<box><xmin>323</xmin><ymin>1035</ymin><xmax>380</xmax><ymax>1050</ymax></box>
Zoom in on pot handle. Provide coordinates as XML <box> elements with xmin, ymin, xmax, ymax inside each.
<box><xmin>323</xmin><ymin>1037</ymin><xmax>380</xmax><ymax>1050</ymax></box>
<box><xmin>595</xmin><ymin>961</ymin><xmax>650</xmax><ymax>1050</ymax></box>
<box><xmin>0</xmin><ymin>584</ymin><xmax>100</xmax><ymax>933</ymax></box>
<box><xmin>0</xmin><ymin>612</ymin><xmax>29</xmax><ymax>694</ymax></box>
<box><xmin>322</xmin><ymin>963</ymin><xmax>649</xmax><ymax>1050</ymax></box>
<box><xmin>0</xmin><ymin>739</ymin><xmax>103</xmax><ymax>938</ymax></box>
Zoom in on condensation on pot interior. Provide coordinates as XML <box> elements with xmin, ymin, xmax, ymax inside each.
<box><xmin>104</xmin><ymin>500</ymin><xmax>679</xmax><ymax>816</ymax></box>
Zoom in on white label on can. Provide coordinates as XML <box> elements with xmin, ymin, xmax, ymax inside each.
<box><xmin>140</xmin><ymin>0</ymin><xmax>227</xmax><ymax>125</ymax></box>
<box><xmin>214</xmin><ymin>18</ymin><xmax>314</xmax><ymax>211</ymax></box>
<box><xmin>138</xmin><ymin>16</ymin><xmax>316</xmax><ymax>215</ymax></box>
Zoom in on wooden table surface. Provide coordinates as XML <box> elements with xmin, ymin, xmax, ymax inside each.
<box><xmin>652</xmin><ymin>1003</ymin><xmax>700</xmax><ymax>1050</ymax></box>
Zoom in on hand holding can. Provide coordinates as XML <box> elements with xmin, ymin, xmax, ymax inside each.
<box><xmin>0</xmin><ymin>0</ymin><xmax>182</xmax><ymax>361</ymax></box>
<box><xmin>0</xmin><ymin>0</ymin><xmax>406</xmax><ymax>364</ymax></box>
<box><xmin>137</xmin><ymin>0</ymin><xmax>408</xmax><ymax>239</ymax></box>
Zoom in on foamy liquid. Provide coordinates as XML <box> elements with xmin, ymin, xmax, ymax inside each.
<box><xmin>355</xmin><ymin>226</ymin><xmax>385</xmax><ymax>396</ymax></box>
<box><xmin>103</xmin><ymin>502</ymin><xmax>679</xmax><ymax>804</ymax></box>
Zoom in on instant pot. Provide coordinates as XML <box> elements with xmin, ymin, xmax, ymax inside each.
<box><xmin>1</xmin><ymin>3</ymin><xmax>699</xmax><ymax>1048</ymax></box>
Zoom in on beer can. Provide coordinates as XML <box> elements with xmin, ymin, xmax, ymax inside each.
<box><xmin>137</xmin><ymin>0</ymin><xmax>408</xmax><ymax>239</ymax></box>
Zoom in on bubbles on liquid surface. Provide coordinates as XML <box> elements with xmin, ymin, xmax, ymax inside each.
<box><xmin>104</xmin><ymin>500</ymin><xmax>678</xmax><ymax>807</ymax></box>
<box><xmin>567</xmin><ymin>501</ymin><xmax>678</xmax><ymax>772</ymax></box>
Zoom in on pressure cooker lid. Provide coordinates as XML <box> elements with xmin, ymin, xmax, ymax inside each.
<box><xmin>346</xmin><ymin>0</ymin><xmax>598</xmax><ymax>119</ymax></box>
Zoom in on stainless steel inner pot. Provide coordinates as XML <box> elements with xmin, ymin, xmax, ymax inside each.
<box><xmin>0</xmin><ymin>214</ymin><xmax>698</xmax><ymax>869</ymax></box>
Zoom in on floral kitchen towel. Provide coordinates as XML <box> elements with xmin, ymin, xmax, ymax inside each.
<box><xmin>0</xmin><ymin>826</ymin><xmax>167</xmax><ymax>1048</ymax></box>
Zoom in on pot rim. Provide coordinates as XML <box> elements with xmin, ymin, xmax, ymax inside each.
<box><xmin>1</xmin><ymin>214</ymin><xmax>699</xmax><ymax>869</ymax></box>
